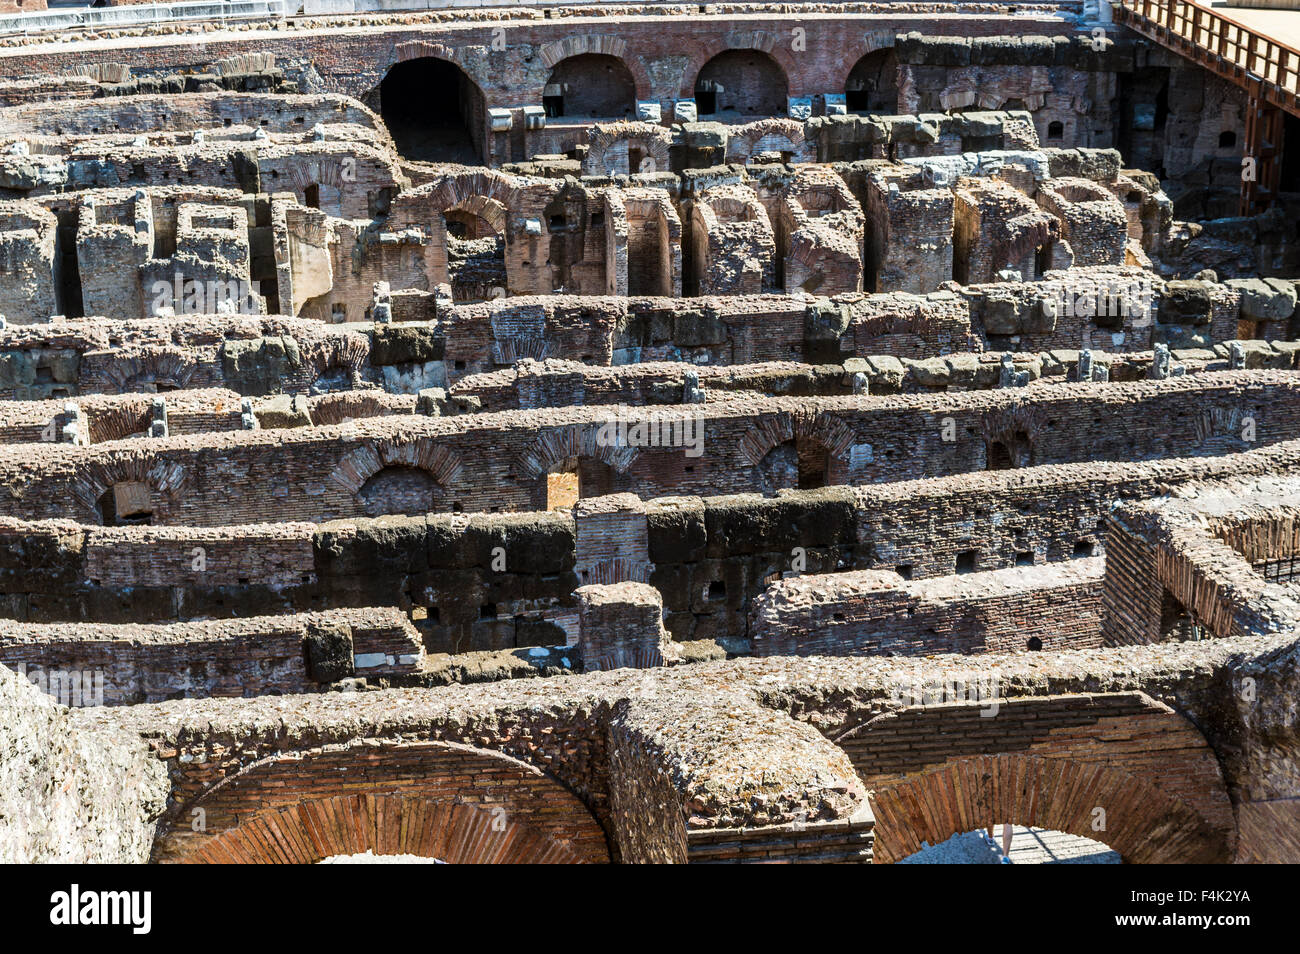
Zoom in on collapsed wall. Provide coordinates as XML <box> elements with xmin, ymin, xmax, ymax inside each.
<box><xmin>0</xmin><ymin>663</ymin><xmax>168</xmax><ymax>862</ymax></box>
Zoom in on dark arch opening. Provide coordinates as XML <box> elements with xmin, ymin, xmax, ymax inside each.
<box><xmin>544</xmin><ymin>54</ymin><xmax>637</xmax><ymax>120</ymax></box>
<box><xmin>1047</xmin><ymin>120</ymin><xmax>1064</xmax><ymax>141</ymax></box>
<box><xmin>96</xmin><ymin>482</ymin><xmax>153</xmax><ymax>527</ymax></box>
<box><xmin>845</xmin><ymin>49</ymin><xmax>898</xmax><ymax>114</ymax></box>
<box><xmin>1219</xmin><ymin>130</ymin><xmax>1237</xmax><ymax>149</ymax></box>
<box><xmin>379</xmin><ymin>58</ymin><xmax>484</xmax><ymax>164</ymax></box>
<box><xmin>443</xmin><ymin>206</ymin><xmax>507</xmax><ymax>303</ymax></box>
<box><xmin>694</xmin><ymin>50</ymin><xmax>788</xmax><ymax>120</ymax></box>
<box><xmin>988</xmin><ymin>441</ymin><xmax>1013</xmax><ymax>470</ymax></box>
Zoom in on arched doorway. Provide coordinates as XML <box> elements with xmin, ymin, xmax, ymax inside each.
<box><xmin>379</xmin><ymin>58</ymin><xmax>485</xmax><ymax>164</ymax></box>
<box><xmin>153</xmin><ymin>742</ymin><xmax>611</xmax><ymax>864</ymax></box>
<box><xmin>694</xmin><ymin>50</ymin><xmax>788</xmax><ymax>120</ymax></box>
<box><xmin>845</xmin><ymin>49</ymin><xmax>898</xmax><ymax>114</ymax></box>
<box><xmin>869</xmin><ymin>754</ymin><xmax>1228</xmax><ymax>863</ymax></box>
<box><xmin>544</xmin><ymin>54</ymin><xmax>637</xmax><ymax>120</ymax></box>
<box><xmin>443</xmin><ymin>197</ymin><xmax>507</xmax><ymax>303</ymax></box>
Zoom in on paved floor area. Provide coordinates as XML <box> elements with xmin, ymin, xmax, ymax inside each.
<box><xmin>899</xmin><ymin>826</ymin><xmax>1121</xmax><ymax>864</ymax></box>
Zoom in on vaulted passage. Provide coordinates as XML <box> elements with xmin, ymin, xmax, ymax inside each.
<box><xmin>845</xmin><ymin>49</ymin><xmax>898</xmax><ymax>113</ymax></box>
<box><xmin>544</xmin><ymin>54</ymin><xmax>637</xmax><ymax>120</ymax></box>
<box><xmin>379</xmin><ymin>57</ymin><xmax>485</xmax><ymax>164</ymax></box>
<box><xmin>694</xmin><ymin>50</ymin><xmax>788</xmax><ymax>120</ymax></box>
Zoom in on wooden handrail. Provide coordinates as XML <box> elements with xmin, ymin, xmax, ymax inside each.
<box><xmin>1118</xmin><ymin>0</ymin><xmax>1300</xmax><ymax>100</ymax></box>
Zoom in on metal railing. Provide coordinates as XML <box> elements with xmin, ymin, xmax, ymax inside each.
<box><xmin>1117</xmin><ymin>0</ymin><xmax>1300</xmax><ymax>112</ymax></box>
<box><xmin>0</xmin><ymin>0</ymin><xmax>290</xmax><ymax>38</ymax></box>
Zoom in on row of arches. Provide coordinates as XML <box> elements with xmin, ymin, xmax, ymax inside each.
<box><xmin>376</xmin><ymin>49</ymin><xmax>899</xmax><ymax>163</ymax></box>
<box><xmin>154</xmin><ymin>700</ymin><xmax>1239</xmax><ymax>864</ymax></box>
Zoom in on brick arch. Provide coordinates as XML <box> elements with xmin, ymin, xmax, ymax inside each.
<box><xmin>153</xmin><ymin>741</ymin><xmax>610</xmax><ymax>864</ymax></box>
<box><xmin>536</xmin><ymin>35</ymin><xmax>652</xmax><ymax>101</ymax></box>
<box><xmin>583</xmin><ymin>121</ymin><xmax>672</xmax><ymax>176</ymax></box>
<box><xmin>302</xmin><ymin>334</ymin><xmax>369</xmax><ymax>385</ymax></box>
<box><xmin>379</xmin><ymin>42</ymin><xmax>492</xmax><ymax>109</ymax></box>
<box><xmin>840</xmin><ymin>31</ymin><xmax>898</xmax><ymax>90</ymax></box>
<box><xmin>725</xmin><ymin>118</ymin><xmax>811</xmax><ymax>163</ymax></box>
<box><xmin>328</xmin><ymin>437</ymin><xmax>463</xmax><ymax>495</ymax></box>
<box><xmin>446</xmin><ymin>193</ymin><xmax>507</xmax><ymax>235</ymax></box>
<box><xmin>737</xmin><ymin>411</ymin><xmax>855</xmax><ymax>468</ymax></box>
<box><xmin>684</xmin><ymin>32</ymin><xmax>798</xmax><ymax>99</ymax></box>
<box><xmin>981</xmin><ymin>402</ymin><xmax>1047</xmax><ymax>468</ymax></box>
<box><xmin>101</xmin><ymin>348</ymin><xmax>197</xmax><ymax>395</ymax></box>
<box><xmin>868</xmin><ymin>753</ymin><xmax>1229</xmax><ymax>863</ymax></box>
<box><xmin>189</xmin><ymin>796</ymin><xmax>586</xmax><ymax>864</ymax></box>
<box><xmin>72</xmin><ymin>455</ymin><xmax>188</xmax><ymax>521</ymax></box>
<box><xmin>421</xmin><ymin>168</ymin><xmax>524</xmax><ymax>219</ymax></box>
<box><xmin>515</xmin><ymin>424</ymin><xmax>639</xmax><ymax>480</ymax></box>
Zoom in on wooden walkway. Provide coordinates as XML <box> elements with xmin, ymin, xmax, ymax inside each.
<box><xmin>1117</xmin><ymin>0</ymin><xmax>1299</xmax><ymax>213</ymax></box>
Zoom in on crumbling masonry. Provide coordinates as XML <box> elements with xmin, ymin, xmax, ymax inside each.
<box><xmin>1</xmin><ymin>0</ymin><xmax>1299</xmax><ymax>865</ymax></box>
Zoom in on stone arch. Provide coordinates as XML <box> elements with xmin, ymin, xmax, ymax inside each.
<box><xmin>328</xmin><ymin>437</ymin><xmax>463</xmax><ymax>495</ymax></box>
<box><xmin>725</xmin><ymin>118</ymin><xmax>811</xmax><ymax>163</ymax></box>
<box><xmin>691</xmin><ymin>40</ymin><xmax>792</xmax><ymax>117</ymax></box>
<box><xmin>72</xmin><ymin>455</ymin><xmax>187</xmax><ymax>523</ymax></box>
<box><xmin>869</xmin><ymin>754</ymin><xmax>1230</xmax><ymax>863</ymax></box>
<box><xmin>153</xmin><ymin>741</ymin><xmax>610</xmax><ymax>864</ymax></box>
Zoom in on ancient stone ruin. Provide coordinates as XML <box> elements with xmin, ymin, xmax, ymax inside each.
<box><xmin>0</xmin><ymin>0</ymin><xmax>1297</xmax><ymax>871</ymax></box>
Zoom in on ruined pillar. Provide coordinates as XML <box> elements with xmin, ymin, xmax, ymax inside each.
<box><xmin>575</xmin><ymin>581</ymin><xmax>674</xmax><ymax>671</ymax></box>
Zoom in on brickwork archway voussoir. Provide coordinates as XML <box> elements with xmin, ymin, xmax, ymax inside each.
<box><xmin>188</xmin><ymin>794</ymin><xmax>589</xmax><ymax>864</ymax></box>
<box><xmin>868</xmin><ymin>754</ymin><xmax>1231</xmax><ymax>864</ymax></box>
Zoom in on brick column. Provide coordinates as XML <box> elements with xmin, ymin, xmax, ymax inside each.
<box><xmin>575</xmin><ymin>581</ymin><xmax>674</xmax><ymax>671</ymax></box>
<box><xmin>574</xmin><ymin>493</ymin><xmax>654</xmax><ymax>585</ymax></box>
